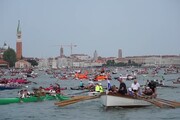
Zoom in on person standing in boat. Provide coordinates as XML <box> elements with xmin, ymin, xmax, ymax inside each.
<box><xmin>118</xmin><ymin>78</ymin><xmax>127</xmax><ymax>95</ymax></box>
<box><xmin>131</xmin><ymin>79</ymin><xmax>140</xmax><ymax>96</ymax></box>
<box><xmin>107</xmin><ymin>80</ymin><xmax>111</xmax><ymax>91</ymax></box>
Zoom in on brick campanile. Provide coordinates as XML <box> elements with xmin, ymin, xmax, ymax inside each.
<box><xmin>16</xmin><ymin>20</ymin><xmax>22</xmax><ymax>60</ymax></box>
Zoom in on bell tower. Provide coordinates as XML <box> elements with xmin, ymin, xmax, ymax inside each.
<box><xmin>16</xmin><ymin>20</ymin><xmax>22</xmax><ymax>60</ymax></box>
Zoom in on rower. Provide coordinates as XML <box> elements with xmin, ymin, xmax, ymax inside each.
<box><xmin>131</xmin><ymin>79</ymin><xmax>140</xmax><ymax>96</ymax></box>
<box><xmin>99</xmin><ymin>83</ymin><xmax>104</xmax><ymax>93</ymax></box>
<box><xmin>95</xmin><ymin>83</ymin><xmax>100</xmax><ymax>92</ymax></box>
<box><xmin>18</xmin><ymin>89</ymin><xmax>30</xmax><ymax>98</ymax></box>
<box><xmin>118</xmin><ymin>78</ymin><xmax>127</xmax><ymax>95</ymax></box>
<box><xmin>142</xmin><ymin>87</ymin><xmax>153</xmax><ymax>96</ymax></box>
<box><xmin>79</xmin><ymin>81</ymin><xmax>84</xmax><ymax>88</ymax></box>
<box><xmin>54</xmin><ymin>83</ymin><xmax>61</xmax><ymax>94</ymax></box>
<box><xmin>159</xmin><ymin>80</ymin><xmax>164</xmax><ymax>86</ymax></box>
<box><xmin>148</xmin><ymin>80</ymin><xmax>157</xmax><ymax>98</ymax></box>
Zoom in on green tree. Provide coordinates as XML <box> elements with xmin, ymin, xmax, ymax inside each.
<box><xmin>106</xmin><ymin>60</ymin><xmax>115</xmax><ymax>66</ymax></box>
<box><xmin>27</xmin><ymin>59</ymin><xmax>38</xmax><ymax>66</ymax></box>
<box><xmin>3</xmin><ymin>48</ymin><xmax>17</xmax><ymax>67</ymax></box>
<box><xmin>128</xmin><ymin>59</ymin><xmax>132</xmax><ymax>64</ymax></box>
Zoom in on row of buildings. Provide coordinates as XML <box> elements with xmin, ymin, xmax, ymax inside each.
<box><xmin>0</xmin><ymin>20</ymin><xmax>180</xmax><ymax>69</ymax></box>
<box><xmin>37</xmin><ymin>54</ymin><xmax>180</xmax><ymax>69</ymax></box>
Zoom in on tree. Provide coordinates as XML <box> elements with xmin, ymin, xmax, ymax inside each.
<box><xmin>27</xmin><ymin>59</ymin><xmax>38</xmax><ymax>66</ymax></box>
<box><xmin>128</xmin><ymin>59</ymin><xmax>132</xmax><ymax>64</ymax></box>
<box><xmin>106</xmin><ymin>60</ymin><xmax>115</xmax><ymax>66</ymax></box>
<box><xmin>3</xmin><ymin>48</ymin><xmax>17</xmax><ymax>67</ymax></box>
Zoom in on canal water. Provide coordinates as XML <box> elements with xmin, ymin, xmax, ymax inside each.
<box><xmin>0</xmin><ymin>70</ymin><xmax>180</xmax><ymax>120</ymax></box>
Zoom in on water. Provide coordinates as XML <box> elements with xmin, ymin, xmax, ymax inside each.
<box><xmin>0</xmin><ymin>70</ymin><xmax>180</xmax><ymax>120</ymax></box>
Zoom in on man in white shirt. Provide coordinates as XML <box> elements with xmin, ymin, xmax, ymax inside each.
<box><xmin>131</xmin><ymin>79</ymin><xmax>140</xmax><ymax>95</ymax></box>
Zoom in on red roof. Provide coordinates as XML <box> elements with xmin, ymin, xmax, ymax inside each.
<box><xmin>0</xmin><ymin>59</ymin><xmax>9</xmax><ymax>64</ymax></box>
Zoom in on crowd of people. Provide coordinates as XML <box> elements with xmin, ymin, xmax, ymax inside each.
<box><xmin>18</xmin><ymin>83</ymin><xmax>62</xmax><ymax>98</ymax></box>
<box><xmin>77</xmin><ymin>77</ymin><xmax>158</xmax><ymax>98</ymax></box>
<box><xmin>17</xmin><ymin>77</ymin><xmax>160</xmax><ymax>99</ymax></box>
<box><xmin>78</xmin><ymin>80</ymin><xmax>104</xmax><ymax>93</ymax></box>
<box><xmin>106</xmin><ymin>78</ymin><xmax>158</xmax><ymax>98</ymax></box>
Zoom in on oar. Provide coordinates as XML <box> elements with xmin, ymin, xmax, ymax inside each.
<box><xmin>57</xmin><ymin>96</ymin><xmax>100</xmax><ymax>107</ymax></box>
<box><xmin>140</xmin><ymin>96</ymin><xmax>178</xmax><ymax>108</ymax></box>
<box><xmin>138</xmin><ymin>96</ymin><xmax>163</xmax><ymax>108</ymax></box>
<box><xmin>54</xmin><ymin>96</ymin><xmax>87</xmax><ymax>105</ymax></box>
<box><xmin>166</xmin><ymin>79</ymin><xmax>175</xmax><ymax>81</ymax></box>
<box><xmin>144</xmin><ymin>99</ymin><xmax>164</xmax><ymax>108</ymax></box>
<box><xmin>160</xmin><ymin>85</ymin><xmax>178</xmax><ymax>88</ymax></box>
<box><xmin>152</xmin><ymin>99</ymin><xmax>176</xmax><ymax>108</ymax></box>
<box><xmin>55</xmin><ymin>96</ymin><xmax>100</xmax><ymax>107</ymax></box>
<box><xmin>67</xmin><ymin>90</ymin><xmax>89</xmax><ymax>96</ymax></box>
<box><xmin>155</xmin><ymin>98</ymin><xmax>180</xmax><ymax>107</ymax></box>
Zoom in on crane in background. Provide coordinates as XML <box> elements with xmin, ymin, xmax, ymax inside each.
<box><xmin>56</xmin><ymin>43</ymin><xmax>77</xmax><ymax>57</ymax></box>
<box><xmin>54</xmin><ymin>43</ymin><xmax>77</xmax><ymax>68</ymax></box>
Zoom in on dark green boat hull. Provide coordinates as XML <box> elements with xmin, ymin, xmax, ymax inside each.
<box><xmin>0</xmin><ymin>94</ymin><xmax>70</xmax><ymax>105</ymax></box>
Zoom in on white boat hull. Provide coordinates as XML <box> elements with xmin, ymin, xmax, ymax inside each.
<box><xmin>100</xmin><ymin>93</ymin><xmax>151</xmax><ymax>107</ymax></box>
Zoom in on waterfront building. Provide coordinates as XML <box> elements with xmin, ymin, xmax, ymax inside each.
<box><xmin>125</xmin><ymin>55</ymin><xmax>180</xmax><ymax>66</ymax></box>
<box><xmin>57</xmin><ymin>57</ymin><xmax>71</xmax><ymax>68</ymax></box>
<box><xmin>52</xmin><ymin>58</ymin><xmax>57</xmax><ymax>69</ymax></box>
<box><xmin>0</xmin><ymin>59</ymin><xmax>9</xmax><ymax>68</ymax></box>
<box><xmin>71</xmin><ymin>54</ymin><xmax>91</xmax><ymax>61</ymax></box>
<box><xmin>125</xmin><ymin>56</ymin><xmax>146</xmax><ymax>64</ymax></box>
<box><xmin>38</xmin><ymin>58</ymin><xmax>49</xmax><ymax>69</ymax></box>
<box><xmin>15</xmin><ymin>60</ymin><xmax>31</xmax><ymax>69</ymax></box>
<box><xmin>16</xmin><ymin>20</ymin><xmax>22</xmax><ymax>60</ymax></box>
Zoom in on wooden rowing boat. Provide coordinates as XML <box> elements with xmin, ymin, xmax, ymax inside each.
<box><xmin>100</xmin><ymin>92</ymin><xmax>151</xmax><ymax>107</ymax></box>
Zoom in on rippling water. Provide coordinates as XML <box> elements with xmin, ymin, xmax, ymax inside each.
<box><xmin>0</xmin><ymin>70</ymin><xmax>180</xmax><ymax>120</ymax></box>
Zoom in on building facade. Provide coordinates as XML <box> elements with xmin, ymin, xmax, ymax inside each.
<box><xmin>15</xmin><ymin>60</ymin><xmax>31</xmax><ymax>69</ymax></box>
<box><xmin>125</xmin><ymin>55</ymin><xmax>180</xmax><ymax>66</ymax></box>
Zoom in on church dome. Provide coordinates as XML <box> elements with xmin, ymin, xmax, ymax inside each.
<box><xmin>3</xmin><ymin>43</ymin><xmax>8</xmax><ymax>50</ymax></box>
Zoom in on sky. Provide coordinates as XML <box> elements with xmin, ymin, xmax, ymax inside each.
<box><xmin>0</xmin><ymin>0</ymin><xmax>180</xmax><ymax>58</ymax></box>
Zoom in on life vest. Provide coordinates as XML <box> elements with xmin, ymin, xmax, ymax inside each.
<box><xmin>95</xmin><ymin>85</ymin><xmax>100</xmax><ymax>92</ymax></box>
<box><xmin>99</xmin><ymin>86</ymin><xmax>104</xmax><ymax>92</ymax></box>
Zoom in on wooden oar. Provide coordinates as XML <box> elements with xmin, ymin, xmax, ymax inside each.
<box><xmin>54</xmin><ymin>96</ymin><xmax>88</xmax><ymax>105</ymax></box>
<box><xmin>166</xmin><ymin>79</ymin><xmax>175</xmax><ymax>81</ymax></box>
<box><xmin>55</xmin><ymin>96</ymin><xmax>96</xmax><ymax>106</ymax></box>
<box><xmin>138</xmin><ymin>96</ymin><xmax>163</xmax><ymax>108</ymax></box>
<box><xmin>58</xmin><ymin>96</ymin><xmax>100</xmax><ymax>107</ymax></box>
<box><xmin>55</xmin><ymin>95</ymin><xmax>100</xmax><ymax>107</ymax></box>
<box><xmin>160</xmin><ymin>85</ymin><xmax>178</xmax><ymax>88</ymax></box>
<box><xmin>144</xmin><ymin>99</ymin><xmax>164</xmax><ymax>108</ymax></box>
<box><xmin>152</xmin><ymin>99</ymin><xmax>176</xmax><ymax>108</ymax></box>
<box><xmin>155</xmin><ymin>98</ymin><xmax>180</xmax><ymax>107</ymax></box>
